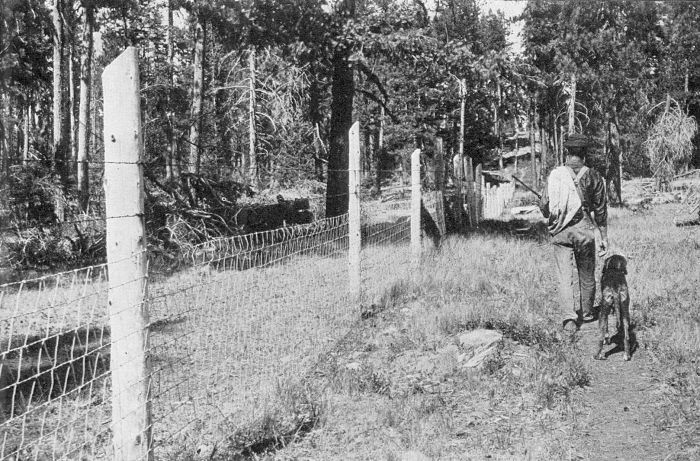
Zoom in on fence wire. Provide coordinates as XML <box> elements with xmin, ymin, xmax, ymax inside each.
<box><xmin>146</xmin><ymin>214</ymin><xmax>352</xmax><ymax>458</ymax></box>
<box><xmin>1</xmin><ymin>160</ymin><xmax>519</xmax><ymax>460</ymax></box>
<box><xmin>1</xmin><ymin>263</ymin><xmax>111</xmax><ymax>460</ymax></box>
<box><xmin>359</xmin><ymin>183</ymin><xmax>412</xmax><ymax>307</ymax></box>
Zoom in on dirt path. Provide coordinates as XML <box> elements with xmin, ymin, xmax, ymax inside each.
<box><xmin>568</xmin><ymin>320</ymin><xmax>677</xmax><ymax>461</ymax></box>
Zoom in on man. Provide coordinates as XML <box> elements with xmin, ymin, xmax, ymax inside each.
<box><xmin>539</xmin><ymin>133</ymin><xmax>609</xmax><ymax>330</ymax></box>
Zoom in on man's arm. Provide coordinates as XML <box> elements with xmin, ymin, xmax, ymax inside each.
<box><xmin>539</xmin><ymin>181</ymin><xmax>550</xmax><ymax>218</ymax></box>
<box><xmin>590</xmin><ymin>170</ymin><xmax>609</xmax><ymax>253</ymax></box>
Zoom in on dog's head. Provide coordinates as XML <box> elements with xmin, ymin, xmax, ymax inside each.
<box><xmin>603</xmin><ymin>254</ymin><xmax>627</xmax><ymax>275</ymax></box>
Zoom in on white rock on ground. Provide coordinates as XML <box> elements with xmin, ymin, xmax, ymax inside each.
<box><xmin>458</xmin><ymin>329</ymin><xmax>503</xmax><ymax>349</ymax></box>
<box><xmin>458</xmin><ymin>329</ymin><xmax>504</xmax><ymax>369</ymax></box>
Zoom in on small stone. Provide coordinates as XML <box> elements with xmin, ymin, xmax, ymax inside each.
<box><xmin>195</xmin><ymin>445</ymin><xmax>215</xmax><ymax>459</ymax></box>
<box><xmin>346</xmin><ymin>362</ymin><xmax>362</xmax><ymax>371</ymax></box>
<box><xmin>458</xmin><ymin>329</ymin><xmax>503</xmax><ymax>350</ymax></box>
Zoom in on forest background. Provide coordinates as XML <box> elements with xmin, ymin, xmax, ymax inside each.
<box><xmin>0</xmin><ymin>0</ymin><xmax>698</xmax><ymax>274</ymax></box>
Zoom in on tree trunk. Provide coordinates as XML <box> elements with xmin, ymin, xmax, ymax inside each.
<box><xmin>568</xmin><ymin>73</ymin><xmax>576</xmax><ymax>135</ymax></box>
<box><xmin>309</xmin><ymin>62</ymin><xmax>324</xmax><ymax>182</ymax></box>
<box><xmin>540</xmin><ymin>120</ymin><xmax>547</xmax><ymax>181</ymax></box>
<box><xmin>165</xmin><ymin>0</ymin><xmax>176</xmax><ymax>180</ymax></box>
<box><xmin>246</xmin><ymin>47</ymin><xmax>257</xmax><ymax>184</ymax></box>
<box><xmin>188</xmin><ymin>13</ymin><xmax>206</xmax><ymax>175</ymax></box>
<box><xmin>77</xmin><ymin>5</ymin><xmax>94</xmax><ymax>211</ymax></box>
<box><xmin>612</xmin><ymin>108</ymin><xmax>622</xmax><ymax>204</ymax></box>
<box><xmin>495</xmin><ymin>79</ymin><xmax>503</xmax><ymax>170</ymax></box>
<box><xmin>0</xmin><ymin>0</ymin><xmax>5</xmax><ymax>173</ymax></box>
<box><xmin>69</xmin><ymin>41</ymin><xmax>77</xmax><ymax>167</ymax></box>
<box><xmin>0</xmin><ymin>106</ymin><xmax>5</xmax><ymax>176</ymax></box>
<box><xmin>560</xmin><ymin>124</ymin><xmax>565</xmax><ymax>163</ymax></box>
<box><xmin>0</xmin><ymin>95</ymin><xmax>6</xmax><ymax>176</ymax></box>
<box><xmin>52</xmin><ymin>0</ymin><xmax>70</xmax><ymax>187</ymax></box>
<box><xmin>376</xmin><ymin>105</ymin><xmax>384</xmax><ymax>193</ymax></box>
<box><xmin>552</xmin><ymin>117</ymin><xmax>559</xmax><ymax>165</ymax></box>
<box><xmin>684</xmin><ymin>63</ymin><xmax>689</xmax><ymax>111</ymax></box>
<box><xmin>325</xmin><ymin>48</ymin><xmax>354</xmax><ymax>217</ymax></box>
<box><xmin>23</xmin><ymin>103</ymin><xmax>30</xmax><ymax>164</ymax></box>
<box><xmin>530</xmin><ymin>103</ymin><xmax>537</xmax><ymax>188</ymax></box>
<box><xmin>458</xmin><ymin>79</ymin><xmax>467</xmax><ymax>212</ymax></box>
<box><xmin>366</xmin><ymin>127</ymin><xmax>374</xmax><ymax>186</ymax></box>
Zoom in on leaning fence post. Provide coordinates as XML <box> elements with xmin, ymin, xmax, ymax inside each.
<box><xmin>411</xmin><ymin>148</ymin><xmax>421</xmax><ymax>267</ymax></box>
<box><xmin>348</xmin><ymin>121</ymin><xmax>361</xmax><ymax>302</ymax></box>
<box><xmin>102</xmin><ymin>46</ymin><xmax>152</xmax><ymax>461</ymax></box>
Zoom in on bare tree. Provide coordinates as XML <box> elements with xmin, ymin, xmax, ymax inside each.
<box><xmin>245</xmin><ymin>47</ymin><xmax>257</xmax><ymax>185</ymax></box>
<box><xmin>188</xmin><ymin>10</ymin><xmax>206</xmax><ymax>175</ymax></box>
<box><xmin>77</xmin><ymin>3</ymin><xmax>94</xmax><ymax>211</ymax></box>
<box><xmin>165</xmin><ymin>0</ymin><xmax>177</xmax><ymax>180</ymax></box>
<box><xmin>52</xmin><ymin>0</ymin><xmax>71</xmax><ymax>187</ymax></box>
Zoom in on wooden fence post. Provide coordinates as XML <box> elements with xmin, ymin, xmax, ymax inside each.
<box><xmin>348</xmin><ymin>121</ymin><xmax>361</xmax><ymax>302</ymax></box>
<box><xmin>475</xmin><ymin>164</ymin><xmax>483</xmax><ymax>223</ymax></box>
<box><xmin>411</xmin><ymin>148</ymin><xmax>421</xmax><ymax>267</ymax></box>
<box><xmin>102</xmin><ymin>46</ymin><xmax>152</xmax><ymax>461</ymax></box>
<box><xmin>435</xmin><ymin>127</ymin><xmax>446</xmax><ymax>236</ymax></box>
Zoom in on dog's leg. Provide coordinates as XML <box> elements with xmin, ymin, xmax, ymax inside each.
<box><xmin>621</xmin><ymin>294</ymin><xmax>631</xmax><ymax>361</ymax></box>
<box><xmin>594</xmin><ymin>303</ymin><xmax>609</xmax><ymax>360</ymax></box>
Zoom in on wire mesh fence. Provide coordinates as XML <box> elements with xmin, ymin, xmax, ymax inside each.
<box><xmin>0</xmin><ymin>48</ymin><xmax>511</xmax><ymax>461</ymax></box>
<box><xmin>147</xmin><ymin>214</ymin><xmax>353</xmax><ymax>457</ymax></box>
<box><xmin>1</xmin><ymin>263</ymin><xmax>111</xmax><ymax>460</ymax></box>
<box><xmin>0</xmin><ymin>162</ymin><xmax>426</xmax><ymax>460</ymax></box>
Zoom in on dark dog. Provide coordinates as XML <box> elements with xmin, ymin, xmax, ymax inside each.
<box><xmin>594</xmin><ymin>254</ymin><xmax>631</xmax><ymax>361</ymax></box>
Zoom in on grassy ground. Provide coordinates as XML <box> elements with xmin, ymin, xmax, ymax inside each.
<box><xmin>236</xmin><ymin>202</ymin><xmax>700</xmax><ymax>460</ymax></box>
<box><xmin>0</xmin><ymin>212</ymin><xmax>412</xmax><ymax>460</ymax></box>
<box><xmin>2</xmin><ymin>187</ymin><xmax>699</xmax><ymax>460</ymax></box>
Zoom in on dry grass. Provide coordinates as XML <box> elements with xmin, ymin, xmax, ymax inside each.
<box><xmin>0</xmin><ymin>217</ymin><xmax>414</xmax><ymax>460</ymax></box>
<box><xmin>2</xmin><ymin>187</ymin><xmax>700</xmax><ymax>460</ymax></box>
<box><xmin>264</xmin><ymin>200</ymin><xmax>700</xmax><ymax>460</ymax></box>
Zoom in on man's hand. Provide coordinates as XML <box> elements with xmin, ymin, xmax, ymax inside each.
<box><xmin>597</xmin><ymin>224</ymin><xmax>609</xmax><ymax>257</ymax></box>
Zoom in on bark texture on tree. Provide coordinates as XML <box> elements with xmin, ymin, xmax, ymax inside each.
<box><xmin>52</xmin><ymin>0</ymin><xmax>71</xmax><ymax>187</ymax></box>
<box><xmin>77</xmin><ymin>5</ymin><xmax>94</xmax><ymax>211</ymax></box>
<box><xmin>245</xmin><ymin>47</ymin><xmax>257</xmax><ymax>185</ymax></box>
<box><xmin>568</xmin><ymin>73</ymin><xmax>576</xmax><ymax>135</ymax></box>
<box><xmin>165</xmin><ymin>0</ymin><xmax>177</xmax><ymax>180</ymax></box>
<box><xmin>530</xmin><ymin>103</ymin><xmax>538</xmax><ymax>188</ymax></box>
<box><xmin>325</xmin><ymin>49</ymin><xmax>354</xmax><ymax>217</ymax></box>
<box><xmin>188</xmin><ymin>13</ymin><xmax>206</xmax><ymax>175</ymax></box>
<box><xmin>23</xmin><ymin>104</ymin><xmax>30</xmax><ymax>164</ymax></box>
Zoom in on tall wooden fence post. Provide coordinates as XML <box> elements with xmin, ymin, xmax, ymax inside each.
<box><xmin>435</xmin><ymin>125</ymin><xmax>446</xmax><ymax>236</ymax></box>
<box><xmin>102</xmin><ymin>46</ymin><xmax>152</xmax><ymax>461</ymax></box>
<box><xmin>348</xmin><ymin>121</ymin><xmax>361</xmax><ymax>302</ymax></box>
<box><xmin>475</xmin><ymin>164</ymin><xmax>483</xmax><ymax>224</ymax></box>
<box><xmin>410</xmin><ymin>148</ymin><xmax>421</xmax><ymax>268</ymax></box>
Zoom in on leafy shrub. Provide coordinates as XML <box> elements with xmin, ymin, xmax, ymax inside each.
<box><xmin>2</xmin><ymin>165</ymin><xmax>105</xmax><ymax>273</ymax></box>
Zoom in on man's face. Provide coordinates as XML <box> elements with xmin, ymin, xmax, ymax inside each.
<box><xmin>566</xmin><ymin>147</ymin><xmax>586</xmax><ymax>158</ymax></box>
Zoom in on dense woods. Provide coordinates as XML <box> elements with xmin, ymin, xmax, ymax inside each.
<box><xmin>0</xmin><ymin>0</ymin><xmax>698</xmax><ymax>272</ymax></box>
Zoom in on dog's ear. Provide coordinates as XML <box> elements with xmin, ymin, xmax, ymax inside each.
<box><xmin>620</xmin><ymin>256</ymin><xmax>627</xmax><ymax>275</ymax></box>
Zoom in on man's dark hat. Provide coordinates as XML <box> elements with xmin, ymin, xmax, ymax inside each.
<box><xmin>563</xmin><ymin>133</ymin><xmax>598</xmax><ymax>149</ymax></box>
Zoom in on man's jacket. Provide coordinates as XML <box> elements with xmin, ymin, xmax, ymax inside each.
<box><xmin>539</xmin><ymin>164</ymin><xmax>607</xmax><ymax>235</ymax></box>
